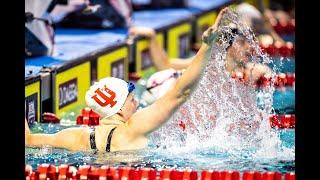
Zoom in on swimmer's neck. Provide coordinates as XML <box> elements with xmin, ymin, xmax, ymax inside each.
<box><xmin>99</xmin><ymin>114</ymin><xmax>126</xmax><ymax>125</ymax></box>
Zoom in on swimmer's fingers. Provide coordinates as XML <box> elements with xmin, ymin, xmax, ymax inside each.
<box><xmin>214</xmin><ymin>7</ymin><xmax>230</xmax><ymax>27</ymax></box>
<box><xmin>202</xmin><ymin>7</ymin><xmax>232</xmax><ymax>44</ymax></box>
<box><xmin>204</xmin><ymin>7</ymin><xmax>229</xmax><ymax>37</ymax></box>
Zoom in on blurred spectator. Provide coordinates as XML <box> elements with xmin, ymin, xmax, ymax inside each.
<box><xmin>50</xmin><ymin>0</ymin><xmax>89</xmax><ymax>23</ymax></box>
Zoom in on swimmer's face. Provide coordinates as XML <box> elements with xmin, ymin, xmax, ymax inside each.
<box><xmin>119</xmin><ymin>93</ymin><xmax>138</xmax><ymax>120</ymax></box>
<box><xmin>228</xmin><ymin>36</ymin><xmax>252</xmax><ymax>63</ymax></box>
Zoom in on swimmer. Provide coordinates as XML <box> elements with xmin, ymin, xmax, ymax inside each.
<box><xmin>223</xmin><ymin>28</ymin><xmax>272</xmax><ymax>83</ymax></box>
<box><xmin>25</xmin><ymin>7</ymin><xmax>230</xmax><ymax>152</ymax></box>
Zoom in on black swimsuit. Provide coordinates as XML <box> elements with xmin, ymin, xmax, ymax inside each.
<box><xmin>90</xmin><ymin>127</ymin><xmax>117</xmax><ymax>152</ymax></box>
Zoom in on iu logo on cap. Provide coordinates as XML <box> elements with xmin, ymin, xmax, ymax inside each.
<box><xmin>91</xmin><ymin>85</ymin><xmax>117</xmax><ymax>107</ymax></box>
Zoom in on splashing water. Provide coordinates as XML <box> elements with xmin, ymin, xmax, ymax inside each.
<box><xmin>150</xmin><ymin>9</ymin><xmax>294</xmax><ymax>160</ymax></box>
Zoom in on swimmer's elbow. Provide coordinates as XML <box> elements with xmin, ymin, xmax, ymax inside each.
<box><xmin>167</xmin><ymin>86</ymin><xmax>189</xmax><ymax>106</ymax></box>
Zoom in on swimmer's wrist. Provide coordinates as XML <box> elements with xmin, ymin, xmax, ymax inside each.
<box><xmin>202</xmin><ymin>31</ymin><xmax>219</xmax><ymax>45</ymax></box>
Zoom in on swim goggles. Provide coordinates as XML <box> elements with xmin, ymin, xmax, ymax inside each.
<box><xmin>127</xmin><ymin>82</ymin><xmax>135</xmax><ymax>93</ymax></box>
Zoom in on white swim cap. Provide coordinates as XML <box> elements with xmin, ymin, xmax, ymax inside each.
<box><xmin>85</xmin><ymin>77</ymin><xmax>132</xmax><ymax>118</ymax></box>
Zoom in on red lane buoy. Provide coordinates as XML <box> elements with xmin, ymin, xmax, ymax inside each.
<box><xmin>76</xmin><ymin>107</ymin><xmax>101</xmax><ymax>126</ymax></box>
<box><xmin>37</xmin><ymin>164</ymin><xmax>57</xmax><ymax>180</ymax></box>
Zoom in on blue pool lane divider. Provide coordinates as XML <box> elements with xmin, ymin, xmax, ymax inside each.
<box><xmin>25</xmin><ymin>163</ymin><xmax>295</xmax><ymax>180</ymax></box>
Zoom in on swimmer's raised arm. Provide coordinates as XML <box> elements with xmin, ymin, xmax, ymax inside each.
<box><xmin>128</xmin><ymin>43</ymin><xmax>209</xmax><ymax>135</ymax></box>
<box><xmin>123</xmin><ymin>8</ymin><xmax>229</xmax><ymax>137</ymax></box>
<box><xmin>129</xmin><ymin>26</ymin><xmax>193</xmax><ymax>70</ymax></box>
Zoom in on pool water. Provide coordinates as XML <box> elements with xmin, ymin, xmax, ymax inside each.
<box><xmin>272</xmin><ymin>87</ymin><xmax>295</xmax><ymax>114</ymax></box>
<box><xmin>26</xmin><ymin>59</ymin><xmax>295</xmax><ymax>173</ymax></box>
<box><xmin>267</xmin><ymin>57</ymin><xmax>295</xmax><ymax>73</ymax></box>
<box><xmin>281</xmin><ymin>35</ymin><xmax>295</xmax><ymax>43</ymax></box>
<box><xmin>25</xmin><ymin>11</ymin><xmax>295</xmax><ymax>175</ymax></box>
<box><xmin>26</xmin><ymin>79</ymin><xmax>295</xmax><ymax>173</ymax></box>
<box><xmin>26</xmin><ymin>123</ymin><xmax>294</xmax><ymax>173</ymax></box>
<box><xmin>26</xmin><ymin>82</ymin><xmax>295</xmax><ymax>173</ymax></box>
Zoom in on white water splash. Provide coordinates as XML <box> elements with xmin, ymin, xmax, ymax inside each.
<box><xmin>150</xmin><ymin>9</ymin><xmax>294</xmax><ymax>160</ymax></box>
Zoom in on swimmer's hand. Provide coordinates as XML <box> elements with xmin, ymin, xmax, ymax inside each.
<box><xmin>202</xmin><ymin>7</ymin><xmax>230</xmax><ymax>45</ymax></box>
<box><xmin>128</xmin><ymin>26</ymin><xmax>156</xmax><ymax>38</ymax></box>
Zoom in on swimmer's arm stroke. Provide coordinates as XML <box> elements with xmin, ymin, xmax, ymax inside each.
<box><xmin>122</xmin><ymin>7</ymin><xmax>229</xmax><ymax>139</ymax></box>
<box><xmin>126</xmin><ymin>42</ymin><xmax>210</xmax><ymax>137</ymax></box>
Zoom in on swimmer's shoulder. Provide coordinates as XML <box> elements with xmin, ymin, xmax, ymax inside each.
<box><xmin>110</xmin><ymin>123</ymin><xmax>148</xmax><ymax>151</ymax></box>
